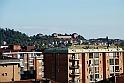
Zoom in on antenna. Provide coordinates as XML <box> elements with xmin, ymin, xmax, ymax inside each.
<box><xmin>106</xmin><ymin>36</ymin><xmax>109</xmax><ymax>49</ymax></box>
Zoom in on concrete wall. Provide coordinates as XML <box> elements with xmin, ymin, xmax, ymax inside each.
<box><xmin>0</xmin><ymin>64</ymin><xmax>20</xmax><ymax>82</ymax></box>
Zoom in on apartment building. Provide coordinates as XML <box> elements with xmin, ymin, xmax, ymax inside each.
<box><xmin>0</xmin><ymin>57</ymin><xmax>20</xmax><ymax>82</ymax></box>
<box><xmin>2</xmin><ymin>51</ymin><xmax>44</xmax><ymax>80</ymax></box>
<box><xmin>43</xmin><ymin>45</ymin><xmax>123</xmax><ymax>83</ymax></box>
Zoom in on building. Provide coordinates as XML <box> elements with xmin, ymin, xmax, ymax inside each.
<box><xmin>2</xmin><ymin>51</ymin><xmax>44</xmax><ymax>80</ymax></box>
<box><xmin>0</xmin><ymin>45</ymin><xmax>44</xmax><ymax>80</ymax></box>
<box><xmin>43</xmin><ymin>45</ymin><xmax>124</xmax><ymax>83</ymax></box>
<box><xmin>0</xmin><ymin>56</ymin><xmax>20</xmax><ymax>82</ymax></box>
<box><xmin>52</xmin><ymin>33</ymin><xmax>78</xmax><ymax>39</ymax></box>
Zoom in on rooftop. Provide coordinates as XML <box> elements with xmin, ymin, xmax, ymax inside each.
<box><xmin>43</xmin><ymin>44</ymin><xmax>122</xmax><ymax>53</ymax></box>
<box><xmin>0</xmin><ymin>56</ymin><xmax>20</xmax><ymax>64</ymax></box>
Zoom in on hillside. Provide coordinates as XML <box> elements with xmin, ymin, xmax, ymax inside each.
<box><xmin>0</xmin><ymin>28</ymin><xmax>86</xmax><ymax>48</ymax></box>
<box><xmin>0</xmin><ymin>28</ymin><xmax>30</xmax><ymax>46</ymax></box>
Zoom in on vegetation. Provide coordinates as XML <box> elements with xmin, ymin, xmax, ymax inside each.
<box><xmin>0</xmin><ymin>28</ymin><xmax>86</xmax><ymax>48</ymax></box>
<box><xmin>0</xmin><ymin>28</ymin><xmax>29</xmax><ymax>46</ymax></box>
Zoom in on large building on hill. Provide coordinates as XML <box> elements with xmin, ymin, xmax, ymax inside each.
<box><xmin>52</xmin><ymin>33</ymin><xmax>78</xmax><ymax>39</ymax></box>
<box><xmin>43</xmin><ymin>45</ymin><xmax>124</xmax><ymax>83</ymax></box>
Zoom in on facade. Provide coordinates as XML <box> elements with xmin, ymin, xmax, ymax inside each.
<box><xmin>0</xmin><ymin>57</ymin><xmax>20</xmax><ymax>82</ymax></box>
<box><xmin>2</xmin><ymin>51</ymin><xmax>44</xmax><ymax>80</ymax></box>
<box><xmin>43</xmin><ymin>45</ymin><xmax>124</xmax><ymax>83</ymax></box>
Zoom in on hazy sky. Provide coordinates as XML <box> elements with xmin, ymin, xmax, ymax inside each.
<box><xmin>0</xmin><ymin>0</ymin><xmax>124</xmax><ymax>39</ymax></box>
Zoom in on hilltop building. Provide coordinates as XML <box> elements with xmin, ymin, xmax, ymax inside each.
<box><xmin>52</xmin><ymin>33</ymin><xmax>78</xmax><ymax>39</ymax></box>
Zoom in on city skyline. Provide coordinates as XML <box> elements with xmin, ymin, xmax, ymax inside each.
<box><xmin>0</xmin><ymin>0</ymin><xmax>124</xmax><ymax>39</ymax></box>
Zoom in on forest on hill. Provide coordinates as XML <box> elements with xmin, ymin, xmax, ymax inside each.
<box><xmin>0</xmin><ymin>28</ymin><xmax>86</xmax><ymax>48</ymax></box>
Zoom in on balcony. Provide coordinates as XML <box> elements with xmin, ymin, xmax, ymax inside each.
<box><xmin>115</xmin><ymin>66</ymin><xmax>119</xmax><ymax>72</ymax></box>
<box><xmin>29</xmin><ymin>64</ymin><xmax>34</xmax><ymax>67</ymax></box>
<box><xmin>69</xmin><ymin>73</ymin><xmax>80</xmax><ymax>76</ymax></box>
<box><xmin>114</xmin><ymin>55</ymin><xmax>119</xmax><ymax>58</ymax></box>
<box><xmin>69</xmin><ymin>57</ymin><xmax>80</xmax><ymax>61</ymax></box>
<box><xmin>69</xmin><ymin>65</ymin><xmax>79</xmax><ymax>69</ymax></box>
<box><xmin>69</xmin><ymin>80</ymin><xmax>81</xmax><ymax>83</ymax></box>
<box><xmin>115</xmin><ymin>70</ymin><xmax>120</xmax><ymax>72</ymax></box>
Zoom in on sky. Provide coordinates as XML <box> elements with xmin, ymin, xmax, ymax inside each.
<box><xmin>0</xmin><ymin>0</ymin><xmax>124</xmax><ymax>39</ymax></box>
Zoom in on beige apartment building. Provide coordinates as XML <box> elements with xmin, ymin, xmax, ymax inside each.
<box><xmin>43</xmin><ymin>45</ymin><xmax>124</xmax><ymax>83</ymax></box>
<box><xmin>2</xmin><ymin>51</ymin><xmax>44</xmax><ymax>80</ymax></box>
<box><xmin>0</xmin><ymin>57</ymin><xmax>20</xmax><ymax>82</ymax></box>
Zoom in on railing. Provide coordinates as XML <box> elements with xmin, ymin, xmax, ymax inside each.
<box><xmin>69</xmin><ymin>73</ymin><xmax>80</xmax><ymax>76</ymax></box>
<box><xmin>69</xmin><ymin>65</ymin><xmax>79</xmax><ymax>69</ymax></box>
<box><xmin>69</xmin><ymin>80</ymin><xmax>81</xmax><ymax>83</ymax></box>
<box><xmin>115</xmin><ymin>70</ymin><xmax>120</xmax><ymax>72</ymax></box>
<box><xmin>69</xmin><ymin>57</ymin><xmax>80</xmax><ymax>61</ymax></box>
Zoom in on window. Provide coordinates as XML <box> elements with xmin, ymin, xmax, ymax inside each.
<box><xmin>77</xmin><ymin>61</ymin><xmax>79</xmax><ymax>64</ymax></box>
<box><xmin>115</xmin><ymin>66</ymin><xmax>119</xmax><ymax>72</ymax></box>
<box><xmin>107</xmin><ymin>60</ymin><xmax>109</xmax><ymax>63</ymax></box>
<box><xmin>89</xmin><ymin>60</ymin><xmax>93</xmax><ymax>66</ymax></box>
<box><xmin>52</xmin><ymin>61</ymin><xmax>54</xmax><ymax>65</ymax></box>
<box><xmin>95</xmin><ymin>67</ymin><xmax>99</xmax><ymax>73</ymax></box>
<box><xmin>2</xmin><ymin>65</ymin><xmax>4</xmax><ymax>67</ymax></box>
<box><xmin>94</xmin><ymin>53</ymin><xmax>99</xmax><ymax>58</ymax></box>
<box><xmin>20</xmin><ymin>54</ymin><xmax>24</xmax><ymax>59</ymax></box>
<box><xmin>114</xmin><ymin>53</ymin><xmax>119</xmax><ymax>58</ymax></box>
<box><xmin>2</xmin><ymin>73</ymin><xmax>4</xmax><ymax>76</ymax></box>
<box><xmin>58</xmin><ymin>61</ymin><xmax>60</xmax><ymax>65</ymax></box>
<box><xmin>110</xmin><ymin>59</ymin><xmax>114</xmax><ymax>65</ymax></box>
<box><xmin>52</xmin><ymin>76</ymin><xmax>54</xmax><ymax>80</ymax></box>
<box><xmin>58</xmin><ymin>77</ymin><xmax>60</xmax><ymax>81</ymax></box>
<box><xmin>76</xmin><ymin>54</ymin><xmax>79</xmax><ymax>59</ymax></box>
<box><xmin>58</xmin><ymin>69</ymin><xmax>60</xmax><ymax>73</ymax></box>
<box><xmin>52</xmin><ymin>68</ymin><xmax>54</xmax><ymax>72</ymax></box>
<box><xmin>52</xmin><ymin>54</ymin><xmax>55</xmax><ymax>58</ymax></box>
<box><xmin>1</xmin><ymin>65</ymin><xmax>7</xmax><ymax>67</ymax></box>
<box><xmin>90</xmin><ymin>75</ymin><xmax>93</xmax><ymax>81</ymax></box>
<box><xmin>110</xmin><ymin>73</ymin><xmax>114</xmax><ymax>77</ymax></box>
<box><xmin>107</xmin><ymin>67</ymin><xmax>109</xmax><ymax>71</ymax></box>
<box><xmin>95</xmin><ymin>74</ymin><xmax>99</xmax><ymax>79</ymax></box>
<box><xmin>87</xmin><ymin>68</ymin><xmax>88</xmax><ymax>72</ymax></box>
<box><xmin>120</xmin><ymin>67</ymin><xmax>122</xmax><ymax>70</ymax></box>
<box><xmin>87</xmin><ymin>76</ymin><xmax>88</xmax><ymax>79</ymax></box>
<box><xmin>109</xmin><ymin>53</ymin><xmax>114</xmax><ymax>59</ymax></box>
<box><xmin>95</xmin><ymin>60</ymin><xmax>99</xmax><ymax>65</ymax></box>
<box><xmin>108</xmin><ymin>75</ymin><xmax>109</xmax><ymax>78</ymax></box>
<box><xmin>89</xmin><ymin>53</ymin><xmax>93</xmax><ymax>58</ymax></box>
<box><xmin>110</xmin><ymin>66</ymin><xmax>114</xmax><ymax>72</ymax></box>
<box><xmin>115</xmin><ymin>59</ymin><xmax>119</xmax><ymax>65</ymax></box>
<box><xmin>58</xmin><ymin>54</ymin><xmax>60</xmax><ymax>58</ymax></box>
<box><xmin>30</xmin><ymin>67</ymin><xmax>34</xmax><ymax>70</ymax></box>
<box><xmin>5</xmin><ymin>65</ymin><xmax>7</xmax><ymax>67</ymax></box>
<box><xmin>87</xmin><ymin>61</ymin><xmax>88</xmax><ymax>64</ymax></box>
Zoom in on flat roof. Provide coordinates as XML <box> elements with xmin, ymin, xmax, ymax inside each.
<box><xmin>0</xmin><ymin>58</ymin><xmax>20</xmax><ymax>64</ymax></box>
<box><xmin>43</xmin><ymin>45</ymin><xmax>123</xmax><ymax>53</ymax></box>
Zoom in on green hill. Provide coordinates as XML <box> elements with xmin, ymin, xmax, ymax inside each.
<box><xmin>0</xmin><ymin>28</ymin><xmax>86</xmax><ymax>48</ymax></box>
<box><xmin>0</xmin><ymin>28</ymin><xmax>30</xmax><ymax>46</ymax></box>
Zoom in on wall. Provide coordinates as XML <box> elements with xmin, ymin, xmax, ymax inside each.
<box><xmin>0</xmin><ymin>64</ymin><xmax>20</xmax><ymax>82</ymax></box>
